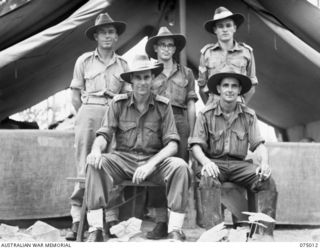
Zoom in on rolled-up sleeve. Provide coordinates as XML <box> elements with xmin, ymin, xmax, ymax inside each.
<box><xmin>198</xmin><ymin>53</ymin><xmax>208</xmax><ymax>88</ymax></box>
<box><xmin>247</xmin><ymin>50</ymin><xmax>258</xmax><ymax>85</ymax></box>
<box><xmin>248</xmin><ymin>114</ymin><xmax>264</xmax><ymax>151</ymax></box>
<box><xmin>70</xmin><ymin>56</ymin><xmax>85</xmax><ymax>90</ymax></box>
<box><xmin>96</xmin><ymin>101</ymin><xmax>118</xmax><ymax>143</ymax></box>
<box><xmin>186</xmin><ymin>68</ymin><xmax>198</xmax><ymax>102</ymax></box>
<box><xmin>161</xmin><ymin>103</ymin><xmax>180</xmax><ymax>146</ymax></box>
<box><xmin>189</xmin><ymin>112</ymin><xmax>209</xmax><ymax>151</ymax></box>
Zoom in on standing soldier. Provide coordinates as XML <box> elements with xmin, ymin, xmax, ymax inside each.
<box><xmin>144</xmin><ymin>26</ymin><xmax>198</xmax><ymax>240</ymax></box>
<box><xmin>198</xmin><ymin>6</ymin><xmax>258</xmax><ymax>105</ymax></box>
<box><xmin>66</xmin><ymin>13</ymin><xmax>130</xmax><ymax>241</ymax></box>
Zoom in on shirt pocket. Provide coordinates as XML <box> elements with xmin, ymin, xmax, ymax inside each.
<box><xmin>106</xmin><ymin>73</ymin><xmax>124</xmax><ymax>94</ymax></box>
<box><xmin>171</xmin><ymin>78</ymin><xmax>188</xmax><ymax>106</ymax></box>
<box><xmin>144</xmin><ymin>122</ymin><xmax>162</xmax><ymax>149</ymax></box>
<box><xmin>229</xmin><ymin>58</ymin><xmax>247</xmax><ymax>75</ymax></box>
<box><xmin>84</xmin><ymin>70</ymin><xmax>105</xmax><ymax>92</ymax></box>
<box><xmin>230</xmin><ymin>129</ymin><xmax>248</xmax><ymax>158</ymax></box>
<box><xmin>208</xmin><ymin>129</ymin><xmax>224</xmax><ymax>156</ymax></box>
<box><xmin>117</xmin><ymin>121</ymin><xmax>137</xmax><ymax>148</ymax></box>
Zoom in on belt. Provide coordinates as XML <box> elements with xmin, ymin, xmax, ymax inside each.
<box><xmin>82</xmin><ymin>95</ymin><xmax>110</xmax><ymax>106</ymax></box>
<box><xmin>172</xmin><ymin>106</ymin><xmax>184</xmax><ymax>115</ymax></box>
<box><xmin>214</xmin><ymin>154</ymin><xmax>244</xmax><ymax>161</ymax></box>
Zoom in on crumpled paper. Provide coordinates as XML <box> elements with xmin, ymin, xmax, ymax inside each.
<box><xmin>109</xmin><ymin>217</ymin><xmax>142</xmax><ymax>241</ymax></box>
<box><xmin>197</xmin><ymin>222</ymin><xmax>228</xmax><ymax>242</ymax></box>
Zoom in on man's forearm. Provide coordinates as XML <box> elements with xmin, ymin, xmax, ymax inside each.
<box><xmin>192</xmin><ymin>144</ymin><xmax>211</xmax><ymax>166</ymax></box>
<box><xmin>243</xmin><ymin>86</ymin><xmax>255</xmax><ymax>104</ymax></box>
<box><xmin>147</xmin><ymin>141</ymin><xmax>178</xmax><ymax>168</ymax></box>
<box><xmin>71</xmin><ymin>89</ymin><xmax>82</xmax><ymax>112</ymax></box>
<box><xmin>187</xmin><ymin>100</ymin><xmax>196</xmax><ymax>134</ymax></box>
<box><xmin>254</xmin><ymin>143</ymin><xmax>268</xmax><ymax>165</ymax></box>
<box><xmin>91</xmin><ymin>135</ymin><xmax>108</xmax><ymax>153</ymax></box>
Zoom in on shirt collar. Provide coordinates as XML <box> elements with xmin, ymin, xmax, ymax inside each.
<box><xmin>94</xmin><ymin>49</ymin><xmax>117</xmax><ymax>66</ymax></box>
<box><xmin>212</xmin><ymin>40</ymin><xmax>241</xmax><ymax>52</ymax></box>
<box><xmin>128</xmin><ymin>92</ymin><xmax>155</xmax><ymax>107</ymax></box>
<box><xmin>214</xmin><ymin>101</ymin><xmax>243</xmax><ymax>116</ymax></box>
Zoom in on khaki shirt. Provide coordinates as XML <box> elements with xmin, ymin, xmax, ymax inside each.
<box><xmin>151</xmin><ymin>63</ymin><xmax>198</xmax><ymax>109</ymax></box>
<box><xmin>198</xmin><ymin>41</ymin><xmax>258</xmax><ymax>94</ymax></box>
<box><xmin>70</xmin><ymin>50</ymin><xmax>131</xmax><ymax>104</ymax></box>
<box><xmin>97</xmin><ymin>93</ymin><xmax>180</xmax><ymax>156</ymax></box>
<box><xmin>189</xmin><ymin>102</ymin><xmax>264</xmax><ymax>159</ymax></box>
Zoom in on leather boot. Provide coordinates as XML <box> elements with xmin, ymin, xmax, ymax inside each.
<box><xmin>86</xmin><ymin>229</ymin><xmax>103</xmax><ymax>242</ymax></box>
<box><xmin>196</xmin><ymin>176</ymin><xmax>223</xmax><ymax>229</ymax></box>
<box><xmin>65</xmin><ymin>222</ymin><xmax>79</xmax><ymax>241</ymax></box>
<box><xmin>168</xmin><ymin>230</ymin><xmax>186</xmax><ymax>241</ymax></box>
<box><xmin>146</xmin><ymin>222</ymin><xmax>168</xmax><ymax>240</ymax></box>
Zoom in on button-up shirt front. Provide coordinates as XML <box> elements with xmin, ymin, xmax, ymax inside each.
<box><xmin>97</xmin><ymin>93</ymin><xmax>180</xmax><ymax>156</ymax></box>
<box><xmin>190</xmin><ymin>102</ymin><xmax>264</xmax><ymax>159</ymax></box>
<box><xmin>198</xmin><ymin>41</ymin><xmax>258</xmax><ymax>94</ymax></box>
<box><xmin>151</xmin><ymin>63</ymin><xmax>198</xmax><ymax>109</ymax></box>
<box><xmin>70</xmin><ymin>50</ymin><xmax>131</xmax><ymax>102</ymax></box>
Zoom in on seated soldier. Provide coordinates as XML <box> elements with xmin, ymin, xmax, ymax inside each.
<box><xmin>84</xmin><ymin>54</ymin><xmax>191</xmax><ymax>242</ymax></box>
<box><xmin>190</xmin><ymin>71</ymin><xmax>277</xmax><ymax>239</ymax></box>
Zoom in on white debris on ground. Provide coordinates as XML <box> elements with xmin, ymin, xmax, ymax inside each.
<box><xmin>0</xmin><ymin>221</ymin><xmax>63</xmax><ymax>242</ymax></box>
<box><xmin>109</xmin><ymin>217</ymin><xmax>143</xmax><ymax>242</ymax></box>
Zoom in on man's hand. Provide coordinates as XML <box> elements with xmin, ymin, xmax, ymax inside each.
<box><xmin>86</xmin><ymin>151</ymin><xmax>103</xmax><ymax>169</ymax></box>
<box><xmin>132</xmin><ymin>163</ymin><xmax>155</xmax><ymax>184</ymax></box>
<box><xmin>201</xmin><ymin>161</ymin><xmax>220</xmax><ymax>178</ymax></box>
<box><xmin>256</xmin><ymin>162</ymin><xmax>272</xmax><ymax>181</ymax></box>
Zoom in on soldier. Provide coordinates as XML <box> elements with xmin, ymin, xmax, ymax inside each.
<box><xmin>144</xmin><ymin>26</ymin><xmax>197</xmax><ymax>239</ymax></box>
<box><xmin>66</xmin><ymin>13</ymin><xmax>130</xmax><ymax>240</ymax></box>
<box><xmin>84</xmin><ymin>54</ymin><xmax>191</xmax><ymax>242</ymax></box>
<box><xmin>198</xmin><ymin>6</ymin><xmax>258</xmax><ymax>105</ymax></box>
<box><xmin>190</xmin><ymin>71</ymin><xmax>277</xmax><ymax>240</ymax></box>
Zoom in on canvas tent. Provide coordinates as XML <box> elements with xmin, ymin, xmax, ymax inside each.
<box><xmin>1</xmin><ymin>0</ymin><xmax>320</xmax><ymax>140</ymax></box>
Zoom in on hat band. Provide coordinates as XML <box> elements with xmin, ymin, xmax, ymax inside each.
<box><xmin>214</xmin><ymin>11</ymin><xmax>234</xmax><ymax>21</ymax></box>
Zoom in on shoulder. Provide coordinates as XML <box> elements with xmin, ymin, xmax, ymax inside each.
<box><xmin>77</xmin><ymin>51</ymin><xmax>94</xmax><ymax>63</ymax></box>
<box><xmin>238</xmin><ymin>42</ymin><xmax>253</xmax><ymax>52</ymax></box>
<box><xmin>116</xmin><ymin>54</ymin><xmax>128</xmax><ymax>65</ymax></box>
<box><xmin>200</xmin><ymin>43</ymin><xmax>216</xmax><ymax>54</ymax></box>
<box><xmin>113</xmin><ymin>93</ymin><xmax>129</xmax><ymax>103</ymax></box>
<box><xmin>199</xmin><ymin>102</ymin><xmax>217</xmax><ymax>115</ymax></box>
<box><xmin>155</xmin><ymin>94</ymin><xmax>170</xmax><ymax>105</ymax></box>
<box><xmin>240</xmin><ymin>103</ymin><xmax>256</xmax><ymax>117</ymax></box>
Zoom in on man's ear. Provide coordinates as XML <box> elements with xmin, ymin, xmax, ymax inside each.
<box><xmin>93</xmin><ymin>33</ymin><xmax>98</xmax><ymax>41</ymax></box>
<box><xmin>114</xmin><ymin>33</ymin><xmax>119</xmax><ymax>43</ymax></box>
<box><xmin>238</xmin><ymin>85</ymin><xmax>242</xmax><ymax>95</ymax></box>
<box><xmin>153</xmin><ymin>44</ymin><xmax>158</xmax><ymax>54</ymax></box>
<box><xmin>217</xmin><ymin>85</ymin><xmax>221</xmax><ymax>94</ymax></box>
<box><xmin>213</xmin><ymin>26</ymin><xmax>217</xmax><ymax>35</ymax></box>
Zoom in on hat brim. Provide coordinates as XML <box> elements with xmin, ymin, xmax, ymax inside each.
<box><xmin>120</xmin><ymin>63</ymin><xmax>164</xmax><ymax>84</ymax></box>
<box><xmin>85</xmin><ymin>22</ymin><xmax>126</xmax><ymax>40</ymax></box>
<box><xmin>145</xmin><ymin>34</ymin><xmax>186</xmax><ymax>59</ymax></box>
<box><xmin>204</xmin><ymin>13</ymin><xmax>244</xmax><ymax>34</ymax></box>
<box><xmin>207</xmin><ymin>72</ymin><xmax>252</xmax><ymax>95</ymax></box>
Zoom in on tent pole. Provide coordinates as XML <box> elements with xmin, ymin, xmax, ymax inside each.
<box><xmin>179</xmin><ymin>0</ymin><xmax>187</xmax><ymax>66</ymax></box>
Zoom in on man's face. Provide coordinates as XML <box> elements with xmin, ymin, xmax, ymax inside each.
<box><xmin>131</xmin><ymin>70</ymin><xmax>154</xmax><ymax>97</ymax></box>
<box><xmin>94</xmin><ymin>25</ymin><xmax>118</xmax><ymax>49</ymax></box>
<box><xmin>217</xmin><ymin>77</ymin><xmax>242</xmax><ymax>103</ymax></box>
<box><xmin>213</xmin><ymin>18</ymin><xmax>237</xmax><ymax>42</ymax></box>
<box><xmin>153</xmin><ymin>38</ymin><xmax>176</xmax><ymax>61</ymax></box>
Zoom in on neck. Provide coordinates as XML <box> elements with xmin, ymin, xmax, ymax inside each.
<box><xmin>133</xmin><ymin>92</ymin><xmax>150</xmax><ymax>106</ymax></box>
<box><xmin>97</xmin><ymin>47</ymin><xmax>114</xmax><ymax>60</ymax></box>
<box><xmin>218</xmin><ymin>39</ymin><xmax>234</xmax><ymax>51</ymax></box>
<box><xmin>219</xmin><ymin>99</ymin><xmax>237</xmax><ymax>114</ymax></box>
<box><xmin>158</xmin><ymin>58</ymin><xmax>174</xmax><ymax>76</ymax></box>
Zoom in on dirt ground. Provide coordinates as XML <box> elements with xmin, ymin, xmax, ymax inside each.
<box><xmin>57</xmin><ymin>220</ymin><xmax>319</xmax><ymax>242</ymax></box>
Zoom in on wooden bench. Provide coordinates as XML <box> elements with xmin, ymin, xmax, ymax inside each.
<box><xmin>67</xmin><ymin>177</ymin><xmax>159</xmax><ymax>241</ymax></box>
